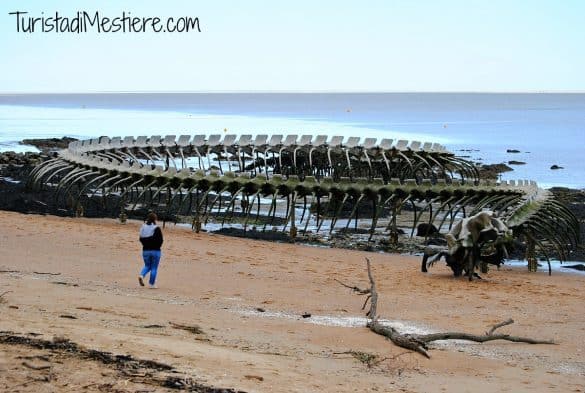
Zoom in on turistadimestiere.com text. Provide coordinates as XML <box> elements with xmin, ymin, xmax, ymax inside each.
<box><xmin>8</xmin><ymin>11</ymin><xmax>202</xmax><ymax>33</ymax></box>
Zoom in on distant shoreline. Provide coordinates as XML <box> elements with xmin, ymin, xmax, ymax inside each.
<box><xmin>3</xmin><ymin>91</ymin><xmax>585</xmax><ymax>95</ymax></box>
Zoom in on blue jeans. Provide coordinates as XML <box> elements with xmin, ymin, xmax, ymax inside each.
<box><xmin>140</xmin><ymin>250</ymin><xmax>161</xmax><ymax>285</ymax></box>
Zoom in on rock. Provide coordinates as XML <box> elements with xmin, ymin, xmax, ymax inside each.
<box><xmin>562</xmin><ymin>264</ymin><xmax>585</xmax><ymax>271</ymax></box>
<box><xmin>506</xmin><ymin>149</ymin><xmax>521</xmax><ymax>153</ymax></box>
<box><xmin>550</xmin><ymin>165</ymin><xmax>564</xmax><ymax>170</ymax></box>
<box><xmin>416</xmin><ymin>223</ymin><xmax>438</xmax><ymax>237</ymax></box>
<box><xmin>20</xmin><ymin>137</ymin><xmax>78</xmax><ymax>153</ymax></box>
<box><xmin>478</xmin><ymin>163</ymin><xmax>514</xmax><ymax>180</ymax></box>
<box><xmin>508</xmin><ymin>160</ymin><xmax>526</xmax><ymax>165</ymax></box>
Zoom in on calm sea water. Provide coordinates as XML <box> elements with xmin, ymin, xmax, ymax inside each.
<box><xmin>0</xmin><ymin>93</ymin><xmax>583</xmax><ymax>189</ymax></box>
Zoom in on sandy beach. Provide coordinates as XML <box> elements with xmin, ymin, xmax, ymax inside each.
<box><xmin>0</xmin><ymin>210</ymin><xmax>584</xmax><ymax>392</ymax></box>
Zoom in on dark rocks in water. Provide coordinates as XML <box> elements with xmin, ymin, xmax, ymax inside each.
<box><xmin>562</xmin><ymin>264</ymin><xmax>585</xmax><ymax>271</ymax></box>
<box><xmin>508</xmin><ymin>160</ymin><xmax>526</xmax><ymax>165</ymax></box>
<box><xmin>506</xmin><ymin>149</ymin><xmax>521</xmax><ymax>153</ymax></box>
<box><xmin>0</xmin><ymin>151</ymin><xmax>136</xmax><ymax>219</ymax></box>
<box><xmin>20</xmin><ymin>137</ymin><xmax>78</xmax><ymax>153</ymax></box>
<box><xmin>478</xmin><ymin>163</ymin><xmax>513</xmax><ymax>180</ymax></box>
<box><xmin>336</xmin><ymin>227</ymin><xmax>373</xmax><ymax>235</ymax></box>
<box><xmin>416</xmin><ymin>223</ymin><xmax>438</xmax><ymax>237</ymax></box>
<box><xmin>317</xmin><ymin>198</ymin><xmax>384</xmax><ymax>218</ymax></box>
<box><xmin>0</xmin><ymin>151</ymin><xmax>46</xmax><ymax>167</ymax></box>
<box><xmin>0</xmin><ymin>151</ymin><xmax>53</xmax><ymax>214</ymax></box>
<box><xmin>212</xmin><ymin>227</ymin><xmax>292</xmax><ymax>242</ymax></box>
<box><xmin>550</xmin><ymin>165</ymin><xmax>564</xmax><ymax>170</ymax></box>
<box><xmin>0</xmin><ymin>183</ymin><xmax>54</xmax><ymax>215</ymax></box>
<box><xmin>550</xmin><ymin>187</ymin><xmax>585</xmax><ymax>204</ymax></box>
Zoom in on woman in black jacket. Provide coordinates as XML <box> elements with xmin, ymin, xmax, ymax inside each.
<box><xmin>138</xmin><ymin>212</ymin><xmax>164</xmax><ymax>288</ymax></box>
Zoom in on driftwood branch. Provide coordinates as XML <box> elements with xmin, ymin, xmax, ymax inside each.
<box><xmin>413</xmin><ymin>331</ymin><xmax>554</xmax><ymax>345</ymax></box>
<box><xmin>348</xmin><ymin>258</ymin><xmax>555</xmax><ymax>358</ymax></box>
<box><xmin>486</xmin><ymin>318</ymin><xmax>514</xmax><ymax>335</ymax></box>
<box><xmin>365</xmin><ymin>258</ymin><xmax>378</xmax><ymax>319</ymax></box>
<box><xmin>361</xmin><ymin>295</ymin><xmax>372</xmax><ymax>312</ymax></box>
<box><xmin>368</xmin><ymin>321</ymin><xmax>431</xmax><ymax>358</ymax></box>
<box><xmin>334</xmin><ymin>278</ymin><xmax>370</xmax><ymax>295</ymax></box>
<box><xmin>336</xmin><ymin>275</ymin><xmax>373</xmax><ymax>313</ymax></box>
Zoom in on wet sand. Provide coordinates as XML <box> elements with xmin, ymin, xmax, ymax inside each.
<box><xmin>0</xmin><ymin>210</ymin><xmax>584</xmax><ymax>392</ymax></box>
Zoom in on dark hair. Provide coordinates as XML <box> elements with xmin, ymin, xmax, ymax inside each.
<box><xmin>146</xmin><ymin>212</ymin><xmax>157</xmax><ymax>224</ymax></box>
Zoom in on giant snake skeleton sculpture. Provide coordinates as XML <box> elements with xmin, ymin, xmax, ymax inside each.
<box><xmin>28</xmin><ymin>134</ymin><xmax>579</xmax><ymax>279</ymax></box>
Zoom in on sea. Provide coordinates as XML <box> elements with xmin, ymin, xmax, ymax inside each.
<box><xmin>0</xmin><ymin>93</ymin><xmax>583</xmax><ymax>189</ymax></box>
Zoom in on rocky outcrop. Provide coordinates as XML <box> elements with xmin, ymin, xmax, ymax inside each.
<box><xmin>477</xmin><ymin>163</ymin><xmax>513</xmax><ymax>180</ymax></box>
<box><xmin>20</xmin><ymin>137</ymin><xmax>78</xmax><ymax>153</ymax></box>
<box><xmin>0</xmin><ymin>151</ymin><xmax>55</xmax><ymax>214</ymax></box>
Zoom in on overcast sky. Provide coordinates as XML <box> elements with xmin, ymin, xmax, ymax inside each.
<box><xmin>1</xmin><ymin>0</ymin><xmax>584</xmax><ymax>93</ymax></box>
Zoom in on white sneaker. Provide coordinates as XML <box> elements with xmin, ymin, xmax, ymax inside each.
<box><xmin>148</xmin><ymin>284</ymin><xmax>158</xmax><ymax>289</ymax></box>
<box><xmin>138</xmin><ymin>276</ymin><xmax>145</xmax><ymax>286</ymax></box>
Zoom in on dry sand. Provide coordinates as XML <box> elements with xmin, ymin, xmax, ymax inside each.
<box><xmin>0</xmin><ymin>210</ymin><xmax>584</xmax><ymax>392</ymax></box>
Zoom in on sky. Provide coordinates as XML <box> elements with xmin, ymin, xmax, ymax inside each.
<box><xmin>1</xmin><ymin>0</ymin><xmax>584</xmax><ymax>93</ymax></box>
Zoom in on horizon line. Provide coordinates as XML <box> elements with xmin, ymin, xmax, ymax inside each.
<box><xmin>2</xmin><ymin>89</ymin><xmax>585</xmax><ymax>95</ymax></box>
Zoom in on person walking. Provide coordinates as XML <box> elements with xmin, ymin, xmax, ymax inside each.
<box><xmin>138</xmin><ymin>212</ymin><xmax>164</xmax><ymax>288</ymax></box>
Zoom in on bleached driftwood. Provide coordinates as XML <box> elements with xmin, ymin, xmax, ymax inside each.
<box><xmin>341</xmin><ymin>258</ymin><xmax>555</xmax><ymax>358</ymax></box>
